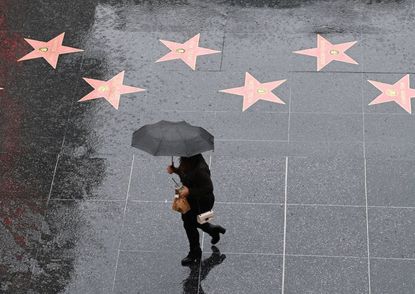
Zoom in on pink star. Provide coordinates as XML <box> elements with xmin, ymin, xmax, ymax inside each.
<box><xmin>156</xmin><ymin>33</ymin><xmax>220</xmax><ymax>70</ymax></box>
<box><xmin>219</xmin><ymin>72</ymin><xmax>287</xmax><ymax>111</ymax></box>
<box><xmin>17</xmin><ymin>33</ymin><xmax>83</xmax><ymax>69</ymax></box>
<box><xmin>368</xmin><ymin>75</ymin><xmax>415</xmax><ymax>114</ymax></box>
<box><xmin>293</xmin><ymin>34</ymin><xmax>358</xmax><ymax>71</ymax></box>
<box><xmin>78</xmin><ymin>71</ymin><xmax>145</xmax><ymax>110</ymax></box>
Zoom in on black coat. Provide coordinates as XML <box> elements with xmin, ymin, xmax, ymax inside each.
<box><xmin>177</xmin><ymin>160</ymin><xmax>215</xmax><ymax>212</ymax></box>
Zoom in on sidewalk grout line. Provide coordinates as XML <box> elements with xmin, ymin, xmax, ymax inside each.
<box><xmin>361</xmin><ymin>30</ymin><xmax>372</xmax><ymax>294</ymax></box>
<box><xmin>115</xmin><ymin>248</ymin><xmax>415</xmax><ymax>262</ymax></box>
<box><xmin>281</xmin><ymin>156</ymin><xmax>288</xmax><ymax>294</ymax></box>
<box><xmin>111</xmin><ymin>154</ymin><xmax>135</xmax><ymax>293</ymax></box>
<box><xmin>49</xmin><ymin>197</ymin><xmax>415</xmax><ymax>210</ymax></box>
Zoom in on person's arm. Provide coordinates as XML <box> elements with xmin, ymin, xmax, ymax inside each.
<box><xmin>172</xmin><ymin>166</ymin><xmax>185</xmax><ymax>181</ymax></box>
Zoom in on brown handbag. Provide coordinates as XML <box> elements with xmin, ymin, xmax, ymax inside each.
<box><xmin>172</xmin><ymin>194</ymin><xmax>191</xmax><ymax>214</ymax></box>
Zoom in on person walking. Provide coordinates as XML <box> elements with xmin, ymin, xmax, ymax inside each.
<box><xmin>167</xmin><ymin>153</ymin><xmax>226</xmax><ymax>266</ymax></box>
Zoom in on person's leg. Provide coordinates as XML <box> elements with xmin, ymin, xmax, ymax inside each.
<box><xmin>182</xmin><ymin>211</ymin><xmax>201</xmax><ymax>252</ymax></box>
<box><xmin>195</xmin><ymin>196</ymin><xmax>225</xmax><ymax>244</ymax></box>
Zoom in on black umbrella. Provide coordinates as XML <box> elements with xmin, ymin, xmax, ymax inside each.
<box><xmin>132</xmin><ymin>120</ymin><xmax>214</xmax><ymax>160</ymax></box>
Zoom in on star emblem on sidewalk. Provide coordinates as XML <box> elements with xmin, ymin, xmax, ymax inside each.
<box><xmin>293</xmin><ymin>34</ymin><xmax>358</xmax><ymax>71</ymax></box>
<box><xmin>17</xmin><ymin>33</ymin><xmax>83</xmax><ymax>69</ymax></box>
<box><xmin>156</xmin><ymin>33</ymin><xmax>221</xmax><ymax>70</ymax></box>
<box><xmin>368</xmin><ymin>74</ymin><xmax>415</xmax><ymax>114</ymax></box>
<box><xmin>78</xmin><ymin>71</ymin><xmax>145</xmax><ymax>110</ymax></box>
<box><xmin>219</xmin><ymin>72</ymin><xmax>287</xmax><ymax>111</ymax></box>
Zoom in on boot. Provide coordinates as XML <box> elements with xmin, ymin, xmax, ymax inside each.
<box><xmin>181</xmin><ymin>248</ymin><xmax>202</xmax><ymax>266</ymax></box>
<box><xmin>210</xmin><ymin>225</ymin><xmax>226</xmax><ymax>245</ymax></box>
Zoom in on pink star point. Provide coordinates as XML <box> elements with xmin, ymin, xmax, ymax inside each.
<box><xmin>368</xmin><ymin>74</ymin><xmax>415</xmax><ymax>114</ymax></box>
<box><xmin>17</xmin><ymin>32</ymin><xmax>83</xmax><ymax>69</ymax></box>
<box><xmin>78</xmin><ymin>71</ymin><xmax>145</xmax><ymax>110</ymax></box>
<box><xmin>220</xmin><ymin>72</ymin><xmax>287</xmax><ymax>111</ymax></box>
<box><xmin>156</xmin><ymin>33</ymin><xmax>221</xmax><ymax>70</ymax></box>
<box><xmin>294</xmin><ymin>34</ymin><xmax>358</xmax><ymax>71</ymax></box>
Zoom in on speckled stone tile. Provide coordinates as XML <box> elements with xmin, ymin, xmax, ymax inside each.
<box><xmin>284</xmin><ymin>255</ymin><xmax>369</xmax><ymax>294</ymax></box>
<box><xmin>120</xmin><ymin>201</ymin><xmax>189</xmax><ymax>252</ymax></box>
<box><xmin>286</xmin><ymin>206</ymin><xmax>367</xmax><ymax>257</ymax></box>
<box><xmin>200</xmin><ymin>252</ymin><xmax>282</xmax><ymax>294</ymax></box>
<box><xmin>50</xmin><ymin>154</ymin><xmax>132</xmax><ymax>201</ymax></box>
<box><xmin>367</xmin><ymin>159</ymin><xmax>415</xmax><ymax>207</ymax></box>
<box><xmin>370</xmin><ymin>259</ymin><xmax>415</xmax><ymax>294</ymax></box>
<box><xmin>211</xmin><ymin>155</ymin><xmax>285</xmax><ymax>203</ymax></box>
<box><xmin>290</xmin><ymin>72</ymin><xmax>363</xmax><ymax>114</ymax></box>
<box><xmin>289</xmin><ymin>113</ymin><xmax>363</xmax><ymax>143</ymax></box>
<box><xmin>203</xmin><ymin>203</ymin><xmax>284</xmax><ymax>254</ymax></box>
<box><xmin>368</xmin><ymin>207</ymin><xmax>415</xmax><ymax>259</ymax></box>
<box><xmin>288</xmin><ymin>157</ymin><xmax>365</xmax><ymax>205</ymax></box>
<box><xmin>113</xmin><ymin>250</ymin><xmax>199</xmax><ymax>294</ymax></box>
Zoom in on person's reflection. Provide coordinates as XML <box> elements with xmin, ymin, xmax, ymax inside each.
<box><xmin>182</xmin><ymin>246</ymin><xmax>226</xmax><ymax>294</ymax></box>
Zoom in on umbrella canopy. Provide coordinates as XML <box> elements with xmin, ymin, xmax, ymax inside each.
<box><xmin>132</xmin><ymin>120</ymin><xmax>214</xmax><ymax>157</ymax></box>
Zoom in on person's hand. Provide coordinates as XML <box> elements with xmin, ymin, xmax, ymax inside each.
<box><xmin>178</xmin><ymin>185</ymin><xmax>190</xmax><ymax>198</ymax></box>
<box><xmin>167</xmin><ymin>165</ymin><xmax>175</xmax><ymax>174</ymax></box>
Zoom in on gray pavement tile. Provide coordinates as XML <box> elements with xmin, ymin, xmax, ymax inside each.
<box><xmin>286</xmin><ymin>206</ymin><xmax>367</xmax><ymax>257</ymax></box>
<box><xmin>120</xmin><ymin>201</ymin><xmax>188</xmax><ymax>252</ymax></box>
<box><xmin>113</xmin><ymin>251</ymin><xmax>199</xmax><ymax>294</ymax></box>
<box><xmin>284</xmin><ymin>255</ymin><xmax>369</xmax><ymax>294</ymax></box>
<box><xmin>365</xmin><ymin>141</ymin><xmax>415</xmax><ymax>160</ymax></box>
<box><xmin>144</xmin><ymin>70</ymin><xmax>240</xmax><ymax>112</ymax></box>
<box><xmin>221</xmin><ymin>32</ymin><xmax>293</xmax><ymax>73</ymax></box>
<box><xmin>326</xmin><ymin>141</ymin><xmax>365</xmax><ymax>159</ymax></box>
<box><xmin>361</xmin><ymin>0</ymin><xmax>415</xmax><ymax>34</ymax></box>
<box><xmin>364</xmin><ymin>113</ymin><xmax>415</xmax><ymax>144</ymax></box>
<box><xmin>213</xmin><ymin>140</ymin><xmax>323</xmax><ymax>158</ymax></box>
<box><xmin>32</xmin><ymin>248</ymin><xmax>117</xmax><ymax>294</ymax></box>
<box><xmin>291</xmin><ymin>32</ymin><xmax>363</xmax><ymax>73</ymax></box>
<box><xmin>0</xmin><ymin>135</ymin><xmax>63</xmax><ymax>155</ymax></box>
<box><xmin>368</xmin><ymin>207</ymin><xmax>415</xmax><ymax>259</ymax></box>
<box><xmin>290</xmin><ymin>72</ymin><xmax>363</xmax><ymax>113</ymax></box>
<box><xmin>124</xmin><ymin>1</ymin><xmax>227</xmax><ymax>33</ymax></box>
<box><xmin>210</xmin><ymin>155</ymin><xmax>285</xmax><ymax>203</ymax></box>
<box><xmin>42</xmin><ymin>201</ymin><xmax>124</xmax><ymax>252</ymax></box>
<box><xmin>371</xmin><ymin>259</ymin><xmax>415</xmax><ymax>294</ymax></box>
<box><xmin>0</xmin><ymin>153</ymin><xmax>58</xmax><ymax>198</ymax></box>
<box><xmin>63</xmin><ymin>102</ymin><xmax>145</xmax><ymax>156</ymax></box>
<box><xmin>214</xmin><ymin>139</ymin><xmax>364</xmax><ymax>159</ymax></box>
<box><xmin>129</xmin><ymin>156</ymin><xmax>192</xmax><ymax>201</ymax></box>
<box><xmin>226</xmin><ymin>0</ymin><xmax>364</xmax><ymax>34</ymax></box>
<box><xmin>43</xmin><ymin>248</ymin><xmax>116</xmax><ymax>294</ymax></box>
<box><xmin>289</xmin><ymin>113</ymin><xmax>363</xmax><ymax>142</ymax></box>
<box><xmin>288</xmin><ymin>157</ymin><xmax>365</xmax><ymax>205</ymax></box>
<box><xmin>204</xmin><ymin>203</ymin><xmax>284</xmax><ymax>254</ymax></box>
<box><xmin>362</xmin><ymin>32</ymin><xmax>415</xmax><ymax>73</ymax></box>
<box><xmin>214</xmin><ymin>111</ymin><xmax>289</xmax><ymax>141</ymax></box>
<box><xmin>51</xmin><ymin>154</ymin><xmax>132</xmax><ymax>201</ymax></box>
<box><xmin>200</xmin><ymin>252</ymin><xmax>282</xmax><ymax>294</ymax></box>
<box><xmin>87</xmin><ymin>2</ymin><xmax>128</xmax><ymax>31</ymax></box>
<box><xmin>367</xmin><ymin>159</ymin><xmax>415</xmax><ymax>207</ymax></box>
<box><xmin>363</xmin><ymin>73</ymin><xmax>415</xmax><ymax>114</ymax></box>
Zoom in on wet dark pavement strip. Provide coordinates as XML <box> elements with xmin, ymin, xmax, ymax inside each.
<box><xmin>1</xmin><ymin>0</ymin><xmax>415</xmax><ymax>293</ymax></box>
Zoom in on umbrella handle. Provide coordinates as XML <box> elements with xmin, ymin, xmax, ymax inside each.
<box><xmin>171</xmin><ymin>156</ymin><xmax>174</xmax><ymax>166</ymax></box>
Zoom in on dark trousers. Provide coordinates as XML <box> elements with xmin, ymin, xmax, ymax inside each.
<box><xmin>181</xmin><ymin>195</ymin><xmax>214</xmax><ymax>252</ymax></box>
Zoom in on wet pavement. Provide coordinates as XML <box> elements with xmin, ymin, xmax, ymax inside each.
<box><xmin>1</xmin><ymin>0</ymin><xmax>415</xmax><ymax>293</ymax></box>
